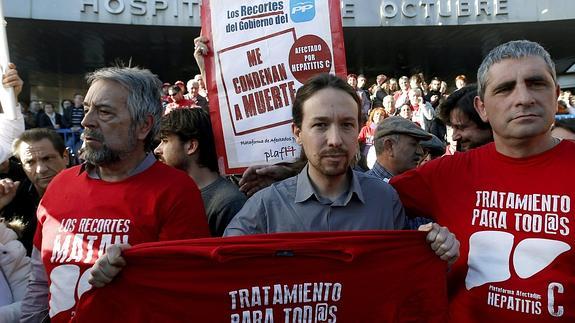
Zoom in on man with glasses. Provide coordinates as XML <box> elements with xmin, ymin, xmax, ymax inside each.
<box><xmin>164</xmin><ymin>84</ymin><xmax>197</xmax><ymax>115</ymax></box>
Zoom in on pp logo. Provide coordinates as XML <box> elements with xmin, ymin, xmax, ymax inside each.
<box><xmin>290</xmin><ymin>0</ymin><xmax>315</xmax><ymax>22</ymax></box>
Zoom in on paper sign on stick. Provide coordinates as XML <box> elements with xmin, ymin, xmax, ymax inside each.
<box><xmin>0</xmin><ymin>0</ymin><xmax>17</xmax><ymax>120</ymax></box>
<box><xmin>202</xmin><ymin>0</ymin><xmax>346</xmax><ymax>174</ymax></box>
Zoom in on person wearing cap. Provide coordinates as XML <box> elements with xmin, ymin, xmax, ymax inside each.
<box><xmin>366</xmin><ymin>116</ymin><xmax>434</xmax><ymax>230</ymax></box>
<box><xmin>366</xmin><ymin>116</ymin><xmax>431</xmax><ymax>182</ymax></box>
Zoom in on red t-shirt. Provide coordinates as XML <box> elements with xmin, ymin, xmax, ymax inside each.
<box><xmin>358</xmin><ymin>123</ymin><xmax>376</xmax><ymax>145</ymax></box>
<box><xmin>35</xmin><ymin>161</ymin><xmax>210</xmax><ymax>322</ymax></box>
<box><xmin>74</xmin><ymin>231</ymin><xmax>448</xmax><ymax>322</ymax></box>
<box><xmin>391</xmin><ymin>141</ymin><xmax>575</xmax><ymax>322</ymax></box>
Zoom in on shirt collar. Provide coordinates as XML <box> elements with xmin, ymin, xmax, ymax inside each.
<box><xmin>294</xmin><ymin>163</ymin><xmax>365</xmax><ymax>205</ymax></box>
<box><xmin>78</xmin><ymin>152</ymin><xmax>156</xmax><ymax>179</ymax></box>
<box><xmin>370</xmin><ymin>161</ymin><xmax>394</xmax><ymax>182</ymax></box>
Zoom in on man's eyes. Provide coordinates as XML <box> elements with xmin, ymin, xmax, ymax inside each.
<box><xmin>493</xmin><ymin>86</ymin><xmax>512</xmax><ymax>94</ymax></box>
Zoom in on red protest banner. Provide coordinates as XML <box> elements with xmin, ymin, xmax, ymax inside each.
<box><xmin>74</xmin><ymin>231</ymin><xmax>448</xmax><ymax>322</ymax></box>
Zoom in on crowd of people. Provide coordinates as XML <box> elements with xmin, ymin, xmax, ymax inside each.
<box><xmin>351</xmin><ymin>68</ymin><xmax>575</xmax><ymax>169</ymax></box>
<box><xmin>0</xmin><ymin>38</ymin><xmax>572</xmax><ymax>322</ymax></box>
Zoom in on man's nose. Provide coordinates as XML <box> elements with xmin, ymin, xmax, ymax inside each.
<box><xmin>154</xmin><ymin>143</ymin><xmax>164</xmax><ymax>156</ymax></box>
<box><xmin>35</xmin><ymin>160</ymin><xmax>48</xmax><ymax>174</ymax></box>
<box><xmin>81</xmin><ymin>108</ymin><xmax>95</xmax><ymax>128</ymax></box>
<box><xmin>326</xmin><ymin>125</ymin><xmax>343</xmax><ymax>147</ymax></box>
<box><xmin>452</xmin><ymin>129</ymin><xmax>462</xmax><ymax>142</ymax></box>
<box><xmin>514</xmin><ymin>83</ymin><xmax>536</xmax><ymax>106</ymax></box>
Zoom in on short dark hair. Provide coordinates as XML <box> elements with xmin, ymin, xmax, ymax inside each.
<box><xmin>292</xmin><ymin>73</ymin><xmax>361</xmax><ymax>129</ymax></box>
<box><xmin>438</xmin><ymin>84</ymin><xmax>491</xmax><ymax>130</ymax></box>
<box><xmin>160</xmin><ymin>108</ymin><xmax>218</xmax><ymax>173</ymax></box>
<box><xmin>12</xmin><ymin>128</ymin><xmax>66</xmax><ymax>159</ymax></box>
<box><xmin>61</xmin><ymin>99</ymin><xmax>72</xmax><ymax>109</ymax></box>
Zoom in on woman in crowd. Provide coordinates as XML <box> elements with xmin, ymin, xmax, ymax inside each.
<box><xmin>388</xmin><ymin>78</ymin><xmax>399</xmax><ymax>93</ymax></box>
<box><xmin>398</xmin><ymin>103</ymin><xmax>413</xmax><ymax>121</ymax></box>
<box><xmin>358</xmin><ymin>107</ymin><xmax>386</xmax><ymax>162</ymax></box>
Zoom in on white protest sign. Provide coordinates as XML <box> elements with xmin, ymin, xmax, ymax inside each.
<box><xmin>202</xmin><ymin>0</ymin><xmax>346</xmax><ymax>174</ymax></box>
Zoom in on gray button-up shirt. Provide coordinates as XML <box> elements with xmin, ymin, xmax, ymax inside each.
<box><xmin>224</xmin><ymin>164</ymin><xmax>406</xmax><ymax>236</ymax></box>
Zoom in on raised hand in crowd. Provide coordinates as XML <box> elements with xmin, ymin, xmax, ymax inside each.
<box><xmin>0</xmin><ymin>178</ymin><xmax>20</xmax><ymax>210</ymax></box>
<box><xmin>193</xmin><ymin>35</ymin><xmax>209</xmax><ymax>83</ymax></box>
<box><xmin>3</xmin><ymin>62</ymin><xmax>23</xmax><ymax>97</ymax></box>
<box><xmin>0</xmin><ymin>63</ymin><xmax>25</xmax><ymax>164</ymax></box>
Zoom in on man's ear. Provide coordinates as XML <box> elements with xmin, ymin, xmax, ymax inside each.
<box><xmin>63</xmin><ymin>149</ymin><xmax>70</xmax><ymax>166</ymax></box>
<box><xmin>292</xmin><ymin>123</ymin><xmax>302</xmax><ymax>145</ymax></box>
<box><xmin>186</xmin><ymin>139</ymin><xmax>200</xmax><ymax>156</ymax></box>
<box><xmin>554</xmin><ymin>85</ymin><xmax>561</xmax><ymax>114</ymax></box>
<box><xmin>474</xmin><ymin>95</ymin><xmax>489</xmax><ymax>122</ymax></box>
<box><xmin>137</xmin><ymin>115</ymin><xmax>154</xmax><ymax>141</ymax></box>
<box><xmin>383</xmin><ymin>138</ymin><xmax>394</xmax><ymax>155</ymax></box>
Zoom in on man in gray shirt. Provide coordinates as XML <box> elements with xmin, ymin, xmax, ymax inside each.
<box><xmin>224</xmin><ymin>163</ymin><xmax>405</xmax><ymax>234</ymax></box>
<box><xmin>223</xmin><ymin>73</ymin><xmax>459</xmax><ymax>265</ymax></box>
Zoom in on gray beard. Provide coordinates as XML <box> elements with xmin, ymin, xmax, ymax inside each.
<box><xmin>82</xmin><ymin>144</ymin><xmax>122</xmax><ymax>166</ymax></box>
<box><xmin>81</xmin><ymin>129</ymin><xmax>137</xmax><ymax>166</ymax></box>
